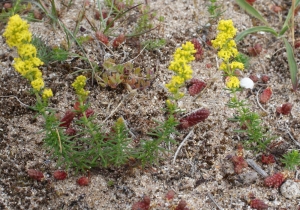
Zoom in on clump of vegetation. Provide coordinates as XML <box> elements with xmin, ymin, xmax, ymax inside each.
<box><xmin>211</xmin><ymin>19</ymin><xmax>275</xmax><ymax>152</ymax></box>
<box><xmin>95</xmin><ymin>58</ymin><xmax>153</xmax><ymax>90</ymax></box>
<box><xmin>281</xmin><ymin>150</ymin><xmax>300</xmax><ymax>170</ymax></box>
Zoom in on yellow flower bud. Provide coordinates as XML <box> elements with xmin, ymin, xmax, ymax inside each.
<box><xmin>226</xmin><ymin>76</ymin><xmax>240</xmax><ymax>89</ymax></box>
<box><xmin>42</xmin><ymin>88</ymin><xmax>53</xmax><ymax>99</ymax></box>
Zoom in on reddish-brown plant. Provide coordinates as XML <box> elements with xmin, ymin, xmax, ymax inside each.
<box><xmin>295</xmin><ymin>39</ymin><xmax>300</xmax><ymax>49</ymax></box>
<box><xmin>259</xmin><ymin>87</ymin><xmax>272</xmax><ymax>104</ymax></box>
<box><xmin>177</xmin><ymin>108</ymin><xmax>210</xmax><ymax>129</ymax></box>
<box><xmin>94</xmin><ymin>9</ymin><xmax>108</xmax><ymax>20</ymax></box>
<box><xmin>188</xmin><ymin>78</ymin><xmax>206</xmax><ymax>96</ymax></box>
<box><xmin>53</xmin><ymin>170</ymin><xmax>68</xmax><ymax>180</ymax></box>
<box><xmin>60</xmin><ymin>110</ymin><xmax>76</xmax><ymax>128</ymax></box>
<box><xmin>191</xmin><ymin>38</ymin><xmax>203</xmax><ymax>61</ymax></box>
<box><xmin>28</xmin><ymin>169</ymin><xmax>44</xmax><ymax>181</ymax></box>
<box><xmin>113</xmin><ymin>34</ymin><xmax>126</xmax><ymax>48</ymax></box>
<box><xmin>271</xmin><ymin>5</ymin><xmax>282</xmax><ymax>13</ymax></box>
<box><xmin>165</xmin><ymin>189</ymin><xmax>175</xmax><ymax>200</ymax></box>
<box><xmin>249</xmin><ymin>74</ymin><xmax>259</xmax><ymax>83</ymax></box>
<box><xmin>248</xmin><ymin>43</ymin><xmax>262</xmax><ymax>56</ymax></box>
<box><xmin>230</xmin><ymin>144</ymin><xmax>248</xmax><ymax>174</ymax></box>
<box><xmin>175</xmin><ymin>200</ymin><xmax>189</xmax><ymax>210</ymax></box>
<box><xmin>231</xmin><ymin>156</ymin><xmax>248</xmax><ymax>174</ymax></box>
<box><xmin>106</xmin><ymin>17</ymin><xmax>114</xmax><ymax>28</ymax></box>
<box><xmin>276</xmin><ymin>103</ymin><xmax>292</xmax><ymax>115</ymax></box>
<box><xmin>261</xmin><ymin>154</ymin><xmax>275</xmax><ymax>164</ymax></box>
<box><xmin>33</xmin><ymin>10</ymin><xmax>43</xmax><ymax>20</ymax></box>
<box><xmin>132</xmin><ymin>196</ymin><xmax>150</xmax><ymax>210</ymax></box>
<box><xmin>261</xmin><ymin>75</ymin><xmax>269</xmax><ymax>83</ymax></box>
<box><xmin>65</xmin><ymin>127</ymin><xmax>77</xmax><ymax>136</ymax></box>
<box><xmin>95</xmin><ymin>31</ymin><xmax>109</xmax><ymax>45</ymax></box>
<box><xmin>77</xmin><ymin>176</ymin><xmax>90</xmax><ymax>186</ymax></box>
<box><xmin>245</xmin><ymin>0</ymin><xmax>256</xmax><ymax>5</ymax></box>
<box><xmin>250</xmin><ymin>198</ymin><xmax>268</xmax><ymax>210</ymax></box>
<box><xmin>264</xmin><ymin>172</ymin><xmax>286</xmax><ymax>188</ymax></box>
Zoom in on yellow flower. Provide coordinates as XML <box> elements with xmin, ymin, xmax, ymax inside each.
<box><xmin>17</xmin><ymin>44</ymin><xmax>37</xmax><ymax>59</ymax></box>
<box><xmin>217</xmin><ymin>20</ymin><xmax>237</xmax><ymax>38</ymax></box>
<box><xmin>212</xmin><ymin>33</ymin><xmax>230</xmax><ymax>49</ymax></box>
<box><xmin>226</xmin><ymin>76</ymin><xmax>240</xmax><ymax>89</ymax></box>
<box><xmin>13</xmin><ymin>58</ymin><xmax>43</xmax><ymax>80</ymax></box>
<box><xmin>230</xmin><ymin>61</ymin><xmax>244</xmax><ymax>70</ymax></box>
<box><xmin>169</xmin><ymin>59</ymin><xmax>193</xmax><ymax>81</ymax></box>
<box><xmin>3</xmin><ymin>14</ymin><xmax>32</xmax><ymax>48</ymax></box>
<box><xmin>72</xmin><ymin>75</ymin><xmax>90</xmax><ymax>97</ymax></box>
<box><xmin>42</xmin><ymin>88</ymin><xmax>53</xmax><ymax>99</ymax></box>
<box><xmin>219</xmin><ymin>62</ymin><xmax>227</xmax><ymax>71</ymax></box>
<box><xmin>31</xmin><ymin>78</ymin><xmax>44</xmax><ymax>91</ymax></box>
<box><xmin>165</xmin><ymin>41</ymin><xmax>196</xmax><ymax>98</ymax></box>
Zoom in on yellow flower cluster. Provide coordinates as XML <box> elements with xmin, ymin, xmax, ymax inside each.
<box><xmin>3</xmin><ymin>14</ymin><xmax>50</xmax><ymax>96</ymax></box>
<box><xmin>3</xmin><ymin>14</ymin><xmax>32</xmax><ymax>48</ymax></box>
<box><xmin>42</xmin><ymin>88</ymin><xmax>53</xmax><ymax>99</ymax></box>
<box><xmin>212</xmin><ymin>20</ymin><xmax>245</xmax><ymax>89</ymax></box>
<box><xmin>226</xmin><ymin>76</ymin><xmax>240</xmax><ymax>89</ymax></box>
<box><xmin>166</xmin><ymin>42</ymin><xmax>196</xmax><ymax>98</ymax></box>
<box><xmin>72</xmin><ymin>75</ymin><xmax>90</xmax><ymax>98</ymax></box>
<box><xmin>212</xmin><ymin>20</ymin><xmax>244</xmax><ymax>75</ymax></box>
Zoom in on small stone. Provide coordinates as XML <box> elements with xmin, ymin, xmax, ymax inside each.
<box><xmin>280</xmin><ymin>180</ymin><xmax>300</xmax><ymax>199</ymax></box>
<box><xmin>240</xmin><ymin>77</ymin><xmax>254</xmax><ymax>89</ymax></box>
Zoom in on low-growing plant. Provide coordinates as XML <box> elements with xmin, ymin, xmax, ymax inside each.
<box><xmin>281</xmin><ymin>150</ymin><xmax>300</xmax><ymax>171</ymax></box>
<box><xmin>207</xmin><ymin>0</ymin><xmax>225</xmax><ymax>19</ymax></box>
<box><xmin>3</xmin><ymin>13</ymin><xmax>209</xmax><ymax>172</ymax></box>
<box><xmin>228</xmin><ymin>100</ymin><xmax>275</xmax><ymax>152</ymax></box>
<box><xmin>212</xmin><ymin>19</ymin><xmax>275</xmax><ymax>152</ymax></box>
<box><xmin>95</xmin><ymin>58</ymin><xmax>153</xmax><ymax>90</ymax></box>
<box><xmin>235</xmin><ymin>0</ymin><xmax>300</xmax><ymax>90</ymax></box>
<box><xmin>31</xmin><ymin>36</ymin><xmax>69</xmax><ymax>64</ymax></box>
<box><xmin>142</xmin><ymin>38</ymin><xmax>166</xmax><ymax>50</ymax></box>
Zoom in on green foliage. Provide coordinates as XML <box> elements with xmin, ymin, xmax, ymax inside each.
<box><xmin>281</xmin><ymin>150</ymin><xmax>300</xmax><ymax>171</ymax></box>
<box><xmin>134</xmin><ymin>6</ymin><xmax>154</xmax><ymax>35</ymax></box>
<box><xmin>30</xmin><ymin>74</ymin><xmax>180</xmax><ymax>171</ymax></box>
<box><xmin>95</xmin><ymin>58</ymin><xmax>152</xmax><ymax>90</ymax></box>
<box><xmin>50</xmin><ymin>47</ymin><xmax>69</xmax><ymax>62</ymax></box>
<box><xmin>31</xmin><ymin>37</ymin><xmax>69</xmax><ymax>64</ymax></box>
<box><xmin>138</xmin><ymin>111</ymin><xmax>179</xmax><ymax>166</ymax></box>
<box><xmin>102</xmin><ymin>117</ymin><xmax>133</xmax><ymax>167</ymax></box>
<box><xmin>207</xmin><ymin>0</ymin><xmax>225</xmax><ymax>18</ymax></box>
<box><xmin>233</xmin><ymin>53</ymin><xmax>250</xmax><ymax>69</ymax></box>
<box><xmin>234</xmin><ymin>0</ymin><xmax>300</xmax><ymax>90</ymax></box>
<box><xmin>228</xmin><ymin>95</ymin><xmax>275</xmax><ymax>152</ymax></box>
<box><xmin>142</xmin><ymin>38</ymin><xmax>166</xmax><ymax>50</ymax></box>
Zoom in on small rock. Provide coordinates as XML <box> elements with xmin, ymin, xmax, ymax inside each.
<box><xmin>280</xmin><ymin>179</ymin><xmax>300</xmax><ymax>199</ymax></box>
<box><xmin>240</xmin><ymin>77</ymin><xmax>254</xmax><ymax>89</ymax></box>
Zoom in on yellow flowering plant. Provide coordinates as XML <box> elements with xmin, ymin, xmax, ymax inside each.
<box><xmin>211</xmin><ymin>20</ymin><xmax>276</xmax><ymax>152</ymax></box>
<box><xmin>165</xmin><ymin>41</ymin><xmax>196</xmax><ymax>99</ymax></box>
<box><xmin>3</xmin><ymin>14</ymin><xmax>48</xmax><ymax>96</ymax></box>
<box><xmin>212</xmin><ymin>19</ymin><xmax>245</xmax><ymax>89</ymax></box>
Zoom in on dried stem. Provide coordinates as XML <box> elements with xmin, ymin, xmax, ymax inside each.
<box><xmin>172</xmin><ymin>129</ymin><xmax>194</xmax><ymax>164</ymax></box>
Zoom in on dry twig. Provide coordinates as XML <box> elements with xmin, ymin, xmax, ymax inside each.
<box><xmin>207</xmin><ymin>192</ymin><xmax>224</xmax><ymax>210</ymax></box>
<box><xmin>173</xmin><ymin>129</ymin><xmax>194</xmax><ymax>164</ymax></box>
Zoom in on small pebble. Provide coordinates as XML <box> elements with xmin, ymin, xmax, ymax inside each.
<box><xmin>280</xmin><ymin>179</ymin><xmax>300</xmax><ymax>199</ymax></box>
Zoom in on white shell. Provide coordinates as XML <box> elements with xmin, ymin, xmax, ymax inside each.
<box><xmin>240</xmin><ymin>77</ymin><xmax>254</xmax><ymax>89</ymax></box>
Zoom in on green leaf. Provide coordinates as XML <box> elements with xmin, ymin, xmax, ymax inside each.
<box><xmin>279</xmin><ymin>0</ymin><xmax>300</xmax><ymax>36</ymax></box>
<box><xmin>234</xmin><ymin>0</ymin><xmax>268</xmax><ymax>25</ymax></box>
<box><xmin>235</xmin><ymin>26</ymin><xmax>278</xmax><ymax>42</ymax></box>
<box><xmin>283</xmin><ymin>38</ymin><xmax>298</xmax><ymax>91</ymax></box>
